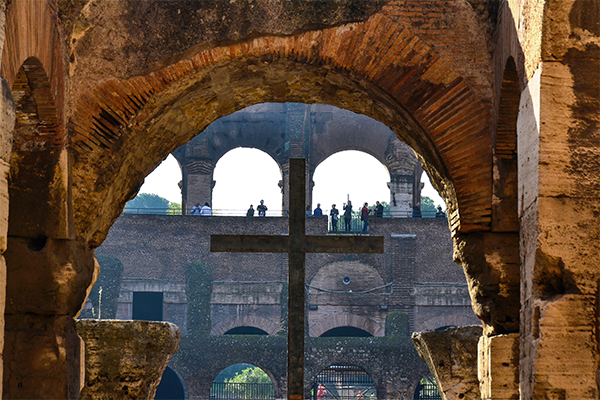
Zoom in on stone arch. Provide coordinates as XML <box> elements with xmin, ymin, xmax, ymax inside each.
<box><xmin>186</xmin><ymin>144</ymin><xmax>284</xmax><ymax>213</ymax></box>
<box><xmin>210</xmin><ymin>363</ymin><xmax>280</xmax><ymax>399</ymax></box>
<box><xmin>156</xmin><ymin>366</ymin><xmax>187</xmax><ymax>400</ymax></box>
<box><xmin>211</xmin><ymin>315</ymin><xmax>280</xmax><ymax>336</ymax></box>
<box><xmin>309</xmin><ymin>314</ymin><xmax>383</xmax><ymax>338</ymax></box>
<box><xmin>69</xmin><ymin>13</ymin><xmax>494</xmax><ymax>246</ymax></box>
<box><xmin>416</xmin><ymin>315</ymin><xmax>480</xmax><ymax>333</ymax></box>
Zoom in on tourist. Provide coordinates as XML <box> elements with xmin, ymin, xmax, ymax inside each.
<box><xmin>306</xmin><ymin>205</ymin><xmax>312</xmax><ymax>217</ymax></box>
<box><xmin>190</xmin><ymin>202</ymin><xmax>201</xmax><ymax>215</ymax></box>
<box><xmin>247</xmin><ymin>204</ymin><xmax>255</xmax><ymax>217</ymax></box>
<box><xmin>317</xmin><ymin>385</ymin><xmax>327</xmax><ymax>400</ymax></box>
<box><xmin>361</xmin><ymin>202</ymin><xmax>371</xmax><ymax>232</ymax></box>
<box><xmin>313</xmin><ymin>203</ymin><xmax>323</xmax><ymax>216</ymax></box>
<box><xmin>343</xmin><ymin>200</ymin><xmax>353</xmax><ymax>232</ymax></box>
<box><xmin>200</xmin><ymin>202</ymin><xmax>212</xmax><ymax>216</ymax></box>
<box><xmin>412</xmin><ymin>201</ymin><xmax>422</xmax><ymax>218</ymax></box>
<box><xmin>330</xmin><ymin>204</ymin><xmax>339</xmax><ymax>232</ymax></box>
<box><xmin>257</xmin><ymin>200</ymin><xmax>268</xmax><ymax>217</ymax></box>
<box><xmin>436</xmin><ymin>205</ymin><xmax>446</xmax><ymax>218</ymax></box>
<box><xmin>375</xmin><ymin>201</ymin><xmax>383</xmax><ymax>218</ymax></box>
<box><xmin>356</xmin><ymin>391</ymin><xmax>364</xmax><ymax>399</ymax></box>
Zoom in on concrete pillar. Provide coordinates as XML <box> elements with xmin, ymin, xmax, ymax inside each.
<box><xmin>388</xmin><ymin>173</ymin><xmax>414</xmax><ymax>217</ymax></box>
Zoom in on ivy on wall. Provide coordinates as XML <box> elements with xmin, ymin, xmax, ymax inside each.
<box><xmin>185</xmin><ymin>262</ymin><xmax>213</xmax><ymax>337</ymax></box>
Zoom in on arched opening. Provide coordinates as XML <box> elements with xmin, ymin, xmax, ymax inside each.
<box><xmin>138</xmin><ymin>154</ymin><xmax>183</xmax><ymax>204</ymax></box>
<box><xmin>312</xmin><ymin>151</ymin><xmax>390</xmax><ymax>221</ymax></box>
<box><xmin>156</xmin><ymin>366</ymin><xmax>186</xmax><ymax>400</ymax></box>
<box><xmin>212</xmin><ymin>148</ymin><xmax>283</xmax><ymax>215</ymax></box>
<box><xmin>224</xmin><ymin>326</ymin><xmax>269</xmax><ymax>335</ymax></box>
<box><xmin>320</xmin><ymin>326</ymin><xmax>373</xmax><ymax>337</ymax></box>
<box><xmin>311</xmin><ymin>365</ymin><xmax>377</xmax><ymax>400</ymax></box>
<box><xmin>413</xmin><ymin>376</ymin><xmax>441</xmax><ymax>400</ymax></box>
<box><xmin>211</xmin><ymin>363</ymin><xmax>275</xmax><ymax>400</ymax></box>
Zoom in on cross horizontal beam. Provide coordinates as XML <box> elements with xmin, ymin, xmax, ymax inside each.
<box><xmin>211</xmin><ymin>234</ymin><xmax>384</xmax><ymax>254</ymax></box>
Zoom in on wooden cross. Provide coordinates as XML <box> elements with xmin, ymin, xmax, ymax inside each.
<box><xmin>210</xmin><ymin>158</ymin><xmax>384</xmax><ymax>400</ymax></box>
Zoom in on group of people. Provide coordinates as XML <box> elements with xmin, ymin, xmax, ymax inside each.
<box><xmin>190</xmin><ymin>202</ymin><xmax>212</xmax><ymax>216</ymax></box>
<box><xmin>246</xmin><ymin>200</ymin><xmax>268</xmax><ymax>217</ymax></box>
<box><xmin>327</xmin><ymin>200</ymin><xmax>384</xmax><ymax>233</ymax></box>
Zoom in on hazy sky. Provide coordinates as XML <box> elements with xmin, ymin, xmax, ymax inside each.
<box><xmin>139</xmin><ymin>149</ymin><xmax>446</xmax><ymax>213</ymax></box>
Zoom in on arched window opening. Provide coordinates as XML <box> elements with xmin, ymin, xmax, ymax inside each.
<box><xmin>413</xmin><ymin>376</ymin><xmax>442</xmax><ymax>400</ymax></box>
<box><xmin>136</xmin><ymin>154</ymin><xmax>183</xmax><ymax>213</ymax></box>
<box><xmin>212</xmin><ymin>148</ymin><xmax>283</xmax><ymax>215</ymax></box>
<box><xmin>223</xmin><ymin>326</ymin><xmax>269</xmax><ymax>335</ymax></box>
<box><xmin>313</xmin><ymin>150</ymin><xmax>389</xmax><ymax>219</ymax></box>
<box><xmin>156</xmin><ymin>366</ymin><xmax>186</xmax><ymax>400</ymax></box>
<box><xmin>419</xmin><ymin>172</ymin><xmax>446</xmax><ymax>218</ymax></box>
<box><xmin>311</xmin><ymin>365</ymin><xmax>377</xmax><ymax>400</ymax></box>
<box><xmin>320</xmin><ymin>326</ymin><xmax>373</xmax><ymax>337</ymax></box>
<box><xmin>211</xmin><ymin>363</ymin><xmax>275</xmax><ymax>400</ymax></box>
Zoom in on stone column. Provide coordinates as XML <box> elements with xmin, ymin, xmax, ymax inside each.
<box><xmin>388</xmin><ymin>173</ymin><xmax>414</xmax><ymax>217</ymax></box>
<box><xmin>183</xmin><ymin>159</ymin><xmax>215</xmax><ymax>214</ymax></box>
<box><xmin>3</xmin><ymin>238</ymin><xmax>96</xmax><ymax>399</ymax></box>
<box><xmin>478</xmin><ymin>333</ymin><xmax>519</xmax><ymax>400</ymax></box>
<box><xmin>517</xmin><ymin>15</ymin><xmax>600</xmax><ymax>397</ymax></box>
<box><xmin>280</xmin><ymin>163</ymin><xmax>290</xmax><ymax>212</ymax></box>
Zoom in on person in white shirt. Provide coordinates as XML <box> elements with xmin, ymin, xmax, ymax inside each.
<box><xmin>201</xmin><ymin>202</ymin><xmax>212</xmax><ymax>216</ymax></box>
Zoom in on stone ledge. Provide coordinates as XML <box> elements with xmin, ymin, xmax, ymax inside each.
<box><xmin>76</xmin><ymin>319</ymin><xmax>180</xmax><ymax>400</ymax></box>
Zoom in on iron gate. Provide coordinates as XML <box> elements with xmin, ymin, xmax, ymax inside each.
<box><xmin>210</xmin><ymin>382</ymin><xmax>275</xmax><ymax>400</ymax></box>
<box><xmin>413</xmin><ymin>376</ymin><xmax>442</xmax><ymax>400</ymax></box>
<box><xmin>311</xmin><ymin>365</ymin><xmax>377</xmax><ymax>400</ymax></box>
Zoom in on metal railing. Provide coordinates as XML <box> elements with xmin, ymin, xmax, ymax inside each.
<box><xmin>210</xmin><ymin>382</ymin><xmax>275</xmax><ymax>400</ymax></box>
<box><xmin>413</xmin><ymin>377</ymin><xmax>442</xmax><ymax>400</ymax></box>
<box><xmin>122</xmin><ymin>208</ymin><xmax>446</xmax><ymax>220</ymax></box>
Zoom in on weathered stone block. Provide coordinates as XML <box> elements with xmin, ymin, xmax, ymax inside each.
<box><xmin>412</xmin><ymin>326</ymin><xmax>482</xmax><ymax>400</ymax></box>
<box><xmin>4</xmin><ymin>238</ymin><xmax>96</xmax><ymax>316</ymax></box>
<box><xmin>478</xmin><ymin>333</ymin><xmax>519</xmax><ymax>400</ymax></box>
<box><xmin>3</xmin><ymin>315</ymin><xmax>83</xmax><ymax>400</ymax></box>
<box><xmin>76</xmin><ymin>319</ymin><xmax>180</xmax><ymax>400</ymax></box>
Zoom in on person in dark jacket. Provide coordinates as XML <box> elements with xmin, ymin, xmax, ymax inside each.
<box><xmin>343</xmin><ymin>201</ymin><xmax>353</xmax><ymax>232</ymax></box>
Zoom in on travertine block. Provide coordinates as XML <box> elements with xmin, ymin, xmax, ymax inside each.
<box><xmin>478</xmin><ymin>333</ymin><xmax>519</xmax><ymax>400</ymax></box>
<box><xmin>412</xmin><ymin>326</ymin><xmax>482</xmax><ymax>400</ymax></box>
<box><xmin>76</xmin><ymin>320</ymin><xmax>180</xmax><ymax>400</ymax></box>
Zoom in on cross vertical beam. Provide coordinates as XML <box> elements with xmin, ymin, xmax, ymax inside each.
<box><xmin>288</xmin><ymin>158</ymin><xmax>305</xmax><ymax>400</ymax></box>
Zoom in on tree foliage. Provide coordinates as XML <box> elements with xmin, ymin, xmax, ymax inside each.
<box><xmin>225</xmin><ymin>367</ymin><xmax>271</xmax><ymax>384</ymax></box>
<box><xmin>421</xmin><ymin>196</ymin><xmax>437</xmax><ymax>213</ymax></box>
<box><xmin>127</xmin><ymin>193</ymin><xmax>170</xmax><ymax>209</ymax></box>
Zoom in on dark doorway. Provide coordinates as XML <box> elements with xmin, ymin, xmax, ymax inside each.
<box><xmin>132</xmin><ymin>291</ymin><xmax>163</xmax><ymax>321</ymax></box>
<box><xmin>224</xmin><ymin>326</ymin><xmax>269</xmax><ymax>335</ymax></box>
<box><xmin>320</xmin><ymin>327</ymin><xmax>373</xmax><ymax>337</ymax></box>
<box><xmin>156</xmin><ymin>366</ymin><xmax>186</xmax><ymax>400</ymax></box>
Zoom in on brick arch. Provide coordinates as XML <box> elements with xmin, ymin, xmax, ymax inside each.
<box><xmin>70</xmin><ymin>13</ymin><xmax>493</xmax><ymax>245</ymax></box>
<box><xmin>209</xmin><ymin>362</ymin><xmax>281</xmax><ymax>398</ymax></box>
<box><xmin>211</xmin><ymin>315</ymin><xmax>280</xmax><ymax>336</ymax></box>
<box><xmin>2</xmin><ymin>0</ymin><xmax>65</xmax><ymax>144</ymax></box>
<box><xmin>309</xmin><ymin>315</ymin><xmax>384</xmax><ymax>338</ymax></box>
<box><xmin>415</xmin><ymin>315</ymin><xmax>481</xmax><ymax>333</ymax></box>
